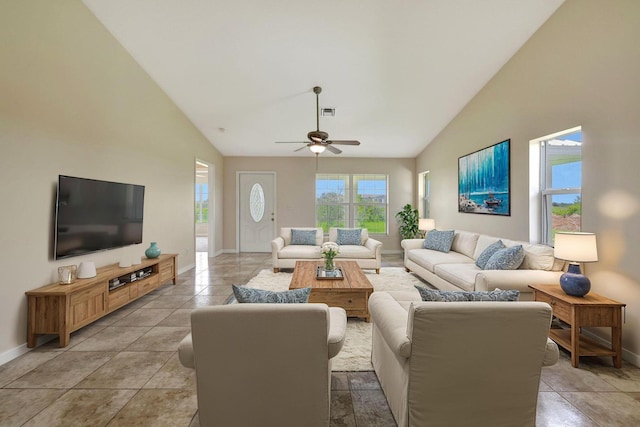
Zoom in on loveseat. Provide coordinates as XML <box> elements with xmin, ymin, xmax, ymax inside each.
<box><xmin>369</xmin><ymin>290</ymin><xmax>559</xmax><ymax>427</ymax></box>
<box><xmin>271</xmin><ymin>227</ymin><xmax>382</xmax><ymax>273</ymax></box>
<box><xmin>402</xmin><ymin>230</ymin><xmax>565</xmax><ymax>300</ymax></box>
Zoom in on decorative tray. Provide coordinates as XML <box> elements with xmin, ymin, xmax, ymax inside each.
<box><xmin>316</xmin><ymin>267</ymin><xmax>344</xmax><ymax>280</ymax></box>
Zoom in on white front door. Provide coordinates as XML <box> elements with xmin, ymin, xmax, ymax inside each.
<box><xmin>238</xmin><ymin>172</ymin><xmax>276</xmax><ymax>252</ymax></box>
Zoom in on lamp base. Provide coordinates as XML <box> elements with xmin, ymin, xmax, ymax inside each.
<box><xmin>560</xmin><ymin>263</ymin><xmax>591</xmax><ymax>297</ymax></box>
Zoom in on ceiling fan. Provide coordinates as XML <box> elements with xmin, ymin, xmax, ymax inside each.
<box><xmin>275</xmin><ymin>86</ymin><xmax>361</xmax><ymax>155</ymax></box>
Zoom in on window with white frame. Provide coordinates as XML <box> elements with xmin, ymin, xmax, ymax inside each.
<box><xmin>418</xmin><ymin>171</ymin><xmax>431</xmax><ymax>218</ymax></box>
<box><xmin>536</xmin><ymin>128</ymin><xmax>583</xmax><ymax>245</ymax></box>
<box><xmin>316</xmin><ymin>174</ymin><xmax>388</xmax><ymax>234</ymax></box>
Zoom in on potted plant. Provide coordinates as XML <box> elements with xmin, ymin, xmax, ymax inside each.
<box><xmin>395</xmin><ymin>203</ymin><xmax>420</xmax><ymax>240</ymax></box>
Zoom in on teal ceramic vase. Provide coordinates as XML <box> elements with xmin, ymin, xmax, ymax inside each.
<box><xmin>145</xmin><ymin>242</ymin><xmax>161</xmax><ymax>259</ymax></box>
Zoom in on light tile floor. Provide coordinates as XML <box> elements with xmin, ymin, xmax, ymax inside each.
<box><xmin>1</xmin><ymin>253</ymin><xmax>640</xmax><ymax>426</ymax></box>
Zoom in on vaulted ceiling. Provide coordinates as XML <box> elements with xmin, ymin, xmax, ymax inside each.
<box><xmin>83</xmin><ymin>0</ymin><xmax>564</xmax><ymax>158</ymax></box>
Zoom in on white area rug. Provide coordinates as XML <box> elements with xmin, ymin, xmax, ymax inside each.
<box><xmin>243</xmin><ymin>267</ymin><xmax>424</xmax><ymax>371</ymax></box>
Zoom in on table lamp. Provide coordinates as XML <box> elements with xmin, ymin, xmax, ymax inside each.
<box><xmin>553</xmin><ymin>232</ymin><xmax>598</xmax><ymax>297</ymax></box>
<box><xmin>418</xmin><ymin>218</ymin><xmax>436</xmax><ymax>237</ymax></box>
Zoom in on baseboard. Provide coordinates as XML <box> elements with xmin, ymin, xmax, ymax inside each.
<box><xmin>178</xmin><ymin>263</ymin><xmax>195</xmax><ymax>275</ymax></box>
<box><xmin>0</xmin><ymin>343</ymin><xmax>30</xmax><ymax>366</ymax></box>
<box><xmin>0</xmin><ymin>335</ymin><xmax>57</xmax><ymax>366</ymax></box>
<box><xmin>582</xmin><ymin>329</ymin><xmax>640</xmax><ymax>368</ymax></box>
<box><xmin>223</xmin><ymin>249</ymin><xmax>239</xmax><ymax>254</ymax></box>
<box><xmin>382</xmin><ymin>249</ymin><xmax>403</xmax><ymax>254</ymax></box>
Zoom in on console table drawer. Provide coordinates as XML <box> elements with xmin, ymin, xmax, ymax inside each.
<box><xmin>535</xmin><ymin>292</ymin><xmax>570</xmax><ymax>321</ymax></box>
<box><xmin>159</xmin><ymin>260</ymin><xmax>175</xmax><ymax>283</ymax></box>
<box><xmin>138</xmin><ymin>275</ymin><xmax>160</xmax><ymax>295</ymax></box>
<box><xmin>310</xmin><ymin>291</ymin><xmax>366</xmax><ymax>310</ymax></box>
<box><xmin>108</xmin><ymin>286</ymin><xmax>130</xmax><ymax>311</ymax></box>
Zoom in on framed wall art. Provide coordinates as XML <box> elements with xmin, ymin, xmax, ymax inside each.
<box><xmin>458</xmin><ymin>139</ymin><xmax>510</xmax><ymax>216</ymax></box>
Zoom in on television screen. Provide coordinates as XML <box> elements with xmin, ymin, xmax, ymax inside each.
<box><xmin>54</xmin><ymin>175</ymin><xmax>145</xmax><ymax>260</ymax></box>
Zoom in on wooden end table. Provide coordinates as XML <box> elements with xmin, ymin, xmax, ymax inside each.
<box><xmin>529</xmin><ymin>284</ymin><xmax>626</xmax><ymax>368</ymax></box>
<box><xmin>289</xmin><ymin>260</ymin><xmax>374</xmax><ymax>321</ymax></box>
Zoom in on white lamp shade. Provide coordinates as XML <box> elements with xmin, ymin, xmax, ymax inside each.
<box><xmin>418</xmin><ymin>218</ymin><xmax>436</xmax><ymax>231</ymax></box>
<box><xmin>77</xmin><ymin>261</ymin><xmax>97</xmax><ymax>278</ymax></box>
<box><xmin>554</xmin><ymin>232</ymin><xmax>598</xmax><ymax>262</ymax></box>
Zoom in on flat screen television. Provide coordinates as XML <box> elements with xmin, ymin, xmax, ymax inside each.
<box><xmin>54</xmin><ymin>175</ymin><xmax>145</xmax><ymax>260</ymax></box>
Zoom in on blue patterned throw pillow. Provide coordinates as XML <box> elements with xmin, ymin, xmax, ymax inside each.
<box><xmin>484</xmin><ymin>245</ymin><xmax>525</xmax><ymax>270</ymax></box>
<box><xmin>290</xmin><ymin>229</ymin><xmax>317</xmax><ymax>246</ymax></box>
<box><xmin>475</xmin><ymin>240</ymin><xmax>506</xmax><ymax>269</ymax></box>
<box><xmin>336</xmin><ymin>228</ymin><xmax>362</xmax><ymax>245</ymax></box>
<box><xmin>232</xmin><ymin>285</ymin><xmax>312</xmax><ymax>303</ymax></box>
<box><xmin>415</xmin><ymin>286</ymin><xmax>519</xmax><ymax>302</ymax></box>
<box><xmin>423</xmin><ymin>229</ymin><xmax>455</xmax><ymax>253</ymax></box>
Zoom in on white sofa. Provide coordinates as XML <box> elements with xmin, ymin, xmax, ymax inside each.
<box><xmin>178</xmin><ymin>303</ymin><xmax>347</xmax><ymax>427</ymax></box>
<box><xmin>271</xmin><ymin>227</ymin><xmax>382</xmax><ymax>273</ymax></box>
<box><xmin>369</xmin><ymin>290</ymin><xmax>559</xmax><ymax>427</ymax></box>
<box><xmin>402</xmin><ymin>230</ymin><xmax>565</xmax><ymax>300</ymax></box>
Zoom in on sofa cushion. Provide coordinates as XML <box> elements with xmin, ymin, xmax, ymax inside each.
<box><xmin>475</xmin><ymin>240</ymin><xmax>506</xmax><ymax>269</ymax></box>
<box><xmin>423</xmin><ymin>229</ymin><xmax>455</xmax><ymax>252</ymax></box>
<box><xmin>280</xmin><ymin>227</ymin><xmax>323</xmax><ymax>246</ymax></box>
<box><xmin>473</xmin><ymin>235</ymin><xmax>503</xmax><ymax>260</ymax></box>
<box><xmin>484</xmin><ymin>245</ymin><xmax>525</xmax><ymax>270</ymax></box>
<box><xmin>291</xmin><ymin>229</ymin><xmax>318</xmax><ymax>245</ymax></box>
<box><xmin>432</xmin><ymin>263</ymin><xmax>479</xmax><ymax>291</ymax></box>
<box><xmin>278</xmin><ymin>245</ymin><xmax>321</xmax><ymax>259</ymax></box>
<box><xmin>232</xmin><ymin>285</ymin><xmax>312</xmax><ymax>303</ymax></box>
<box><xmin>504</xmin><ymin>240</ymin><xmax>556</xmax><ymax>271</ymax></box>
<box><xmin>336</xmin><ymin>228</ymin><xmax>362</xmax><ymax>245</ymax></box>
<box><xmin>414</xmin><ymin>286</ymin><xmax>520</xmax><ymax>302</ymax></box>
<box><xmin>408</xmin><ymin>249</ymin><xmax>475</xmax><ymax>273</ymax></box>
<box><xmin>329</xmin><ymin>227</ymin><xmax>369</xmax><ymax>244</ymax></box>
<box><xmin>335</xmin><ymin>245</ymin><xmax>374</xmax><ymax>259</ymax></box>
<box><xmin>451</xmin><ymin>231</ymin><xmax>480</xmax><ymax>259</ymax></box>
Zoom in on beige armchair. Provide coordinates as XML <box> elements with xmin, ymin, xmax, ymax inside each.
<box><xmin>178</xmin><ymin>303</ymin><xmax>347</xmax><ymax>427</ymax></box>
<box><xmin>369</xmin><ymin>291</ymin><xmax>559</xmax><ymax>427</ymax></box>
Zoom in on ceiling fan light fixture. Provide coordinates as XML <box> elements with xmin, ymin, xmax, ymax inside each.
<box><xmin>309</xmin><ymin>143</ymin><xmax>326</xmax><ymax>154</ymax></box>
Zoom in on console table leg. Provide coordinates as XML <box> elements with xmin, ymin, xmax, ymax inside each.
<box><xmin>59</xmin><ymin>333</ymin><xmax>70</xmax><ymax>347</ymax></box>
<box><xmin>612</xmin><ymin>325</ymin><xmax>623</xmax><ymax>368</ymax></box>
<box><xmin>571</xmin><ymin>324</ymin><xmax>581</xmax><ymax>368</ymax></box>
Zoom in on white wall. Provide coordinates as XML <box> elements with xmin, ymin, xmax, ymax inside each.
<box><xmin>223</xmin><ymin>157</ymin><xmax>416</xmax><ymax>252</ymax></box>
<box><xmin>0</xmin><ymin>1</ymin><xmax>223</xmax><ymax>359</ymax></box>
<box><xmin>417</xmin><ymin>0</ymin><xmax>640</xmax><ymax>363</ymax></box>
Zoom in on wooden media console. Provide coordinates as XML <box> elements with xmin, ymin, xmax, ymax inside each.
<box><xmin>26</xmin><ymin>254</ymin><xmax>177</xmax><ymax>348</ymax></box>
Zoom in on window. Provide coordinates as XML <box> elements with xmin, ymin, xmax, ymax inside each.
<box><xmin>418</xmin><ymin>171</ymin><xmax>431</xmax><ymax>218</ymax></box>
<box><xmin>535</xmin><ymin>128</ymin><xmax>582</xmax><ymax>245</ymax></box>
<box><xmin>316</xmin><ymin>174</ymin><xmax>388</xmax><ymax>234</ymax></box>
<box><xmin>195</xmin><ymin>182</ymin><xmax>209</xmax><ymax>223</ymax></box>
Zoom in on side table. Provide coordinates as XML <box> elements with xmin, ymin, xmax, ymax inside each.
<box><xmin>529</xmin><ymin>284</ymin><xmax>625</xmax><ymax>368</ymax></box>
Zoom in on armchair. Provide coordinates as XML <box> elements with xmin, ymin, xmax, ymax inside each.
<box><xmin>369</xmin><ymin>291</ymin><xmax>559</xmax><ymax>427</ymax></box>
<box><xmin>178</xmin><ymin>303</ymin><xmax>347</xmax><ymax>427</ymax></box>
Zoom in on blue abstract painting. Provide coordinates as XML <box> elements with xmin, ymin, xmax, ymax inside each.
<box><xmin>458</xmin><ymin>139</ymin><xmax>510</xmax><ymax>216</ymax></box>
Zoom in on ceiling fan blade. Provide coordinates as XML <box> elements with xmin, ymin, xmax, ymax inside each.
<box><xmin>327</xmin><ymin>140</ymin><xmax>360</xmax><ymax>145</ymax></box>
<box><xmin>326</xmin><ymin>144</ymin><xmax>342</xmax><ymax>154</ymax></box>
<box><xmin>275</xmin><ymin>141</ymin><xmax>308</xmax><ymax>144</ymax></box>
<box><xmin>294</xmin><ymin>145</ymin><xmax>309</xmax><ymax>152</ymax></box>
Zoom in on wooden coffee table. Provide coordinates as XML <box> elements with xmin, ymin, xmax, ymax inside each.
<box><xmin>289</xmin><ymin>260</ymin><xmax>374</xmax><ymax>321</ymax></box>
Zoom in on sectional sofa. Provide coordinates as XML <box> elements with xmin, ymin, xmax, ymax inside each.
<box><xmin>402</xmin><ymin>230</ymin><xmax>565</xmax><ymax>300</ymax></box>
